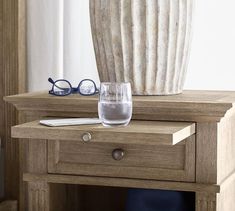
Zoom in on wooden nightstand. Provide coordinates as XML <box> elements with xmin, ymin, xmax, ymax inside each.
<box><xmin>5</xmin><ymin>90</ymin><xmax>235</xmax><ymax>211</ymax></box>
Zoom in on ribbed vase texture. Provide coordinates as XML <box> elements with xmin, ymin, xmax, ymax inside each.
<box><xmin>90</xmin><ymin>0</ymin><xmax>194</xmax><ymax>95</ymax></box>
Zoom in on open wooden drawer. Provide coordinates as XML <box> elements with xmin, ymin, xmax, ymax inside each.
<box><xmin>12</xmin><ymin>120</ymin><xmax>196</xmax><ymax>182</ymax></box>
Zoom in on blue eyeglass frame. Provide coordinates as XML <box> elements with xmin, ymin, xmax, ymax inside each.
<box><xmin>48</xmin><ymin>77</ymin><xmax>99</xmax><ymax>96</ymax></box>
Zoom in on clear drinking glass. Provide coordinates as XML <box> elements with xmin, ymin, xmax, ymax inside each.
<box><xmin>98</xmin><ymin>82</ymin><xmax>132</xmax><ymax>127</ymax></box>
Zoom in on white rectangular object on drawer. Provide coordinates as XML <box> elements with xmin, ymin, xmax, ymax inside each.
<box><xmin>39</xmin><ymin>118</ymin><xmax>101</xmax><ymax>127</ymax></box>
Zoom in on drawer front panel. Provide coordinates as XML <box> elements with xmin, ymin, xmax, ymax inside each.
<box><xmin>58</xmin><ymin>142</ymin><xmax>185</xmax><ymax>169</ymax></box>
<box><xmin>48</xmin><ymin>135</ymin><xmax>195</xmax><ymax>182</ymax></box>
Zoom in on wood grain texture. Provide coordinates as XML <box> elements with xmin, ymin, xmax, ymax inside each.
<box><xmin>0</xmin><ymin>201</ymin><xmax>17</xmax><ymax>211</ymax></box>
<box><xmin>18</xmin><ymin>114</ymin><xmax>128</xmax><ymax>211</ymax></box>
<box><xmin>196</xmin><ymin>123</ymin><xmax>217</xmax><ymax>184</ymax></box>
<box><xmin>196</xmin><ymin>108</ymin><xmax>235</xmax><ymax>186</ymax></box>
<box><xmin>214</xmin><ymin>109</ymin><xmax>235</xmax><ymax>211</ymax></box>
<box><xmin>47</xmin><ymin>136</ymin><xmax>195</xmax><ymax>182</ymax></box>
<box><xmin>20</xmin><ymin>114</ymin><xmax>80</xmax><ymax>211</ymax></box>
<box><xmin>18</xmin><ymin>114</ymin><xmax>43</xmax><ymax>211</ymax></box>
<box><xmin>27</xmin><ymin>182</ymin><xmax>49</xmax><ymax>211</ymax></box>
<box><xmin>196</xmin><ymin>192</ymin><xmax>216</xmax><ymax>211</ymax></box>
<box><xmin>23</xmin><ymin>173</ymin><xmax>220</xmax><ymax>194</ymax></box>
<box><xmin>25</xmin><ymin>136</ymin><xmax>81</xmax><ymax>211</ymax></box>
<box><xmin>12</xmin><ymin>120</ymin><xmax>195</xmax><ymax>145</ymax></box>
<box><xmin>90</xmin><ymin>0</ymin><xmax>194</xmax><ymax>95</ymax></box>
<box><xmin>25</xmin><ymin>138</ymin><xmax>50</xmax><ymax>211</ymax></box>
<box><xmin>5</xmin><ymin>90</ymin><xmax>235</xmax><ymax>122</ymax></box>
<box><xmin>6</xmin><ymin>91</ymin><xmax>235</xmax><ymax>210</ymax></box>
<box><xmin>217</xmin><ymin>108</ymin><xmax>235</xmax><ymax>184</ymax></box>
<box><xmin>0</xmin><ymin>0</ymin><xmax>26</xmax><ymax>206</ymax></box>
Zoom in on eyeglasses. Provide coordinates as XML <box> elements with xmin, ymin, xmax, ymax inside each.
<box><xmin>48</xmin><ymin>78</ymin><xmax>99</xmax><ymax>96</ymax></box>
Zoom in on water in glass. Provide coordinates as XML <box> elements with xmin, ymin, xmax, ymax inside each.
<box><xmin>98</xmin><ymin>82</ymin><xmax>132</xmax><ymax>127</ymax></box>
<box><xmin>98</xmin><ymin>101</ymin><xmax>132</xmax><ymax>126</ymax></box>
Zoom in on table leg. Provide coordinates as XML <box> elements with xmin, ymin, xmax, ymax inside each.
<box><xmin>196</xmin><ymin>192</ymin><xmax>216</xmax><ymax>211</ymax></box>
<box><xmin>27</xmin><ymin>181</ymin><xmax>50</xmax><ymax>211</ymax></box>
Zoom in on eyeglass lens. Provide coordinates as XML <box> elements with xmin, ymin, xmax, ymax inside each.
<box><xmin>79</xmin><ymin>80</ymin><xmax>96</xmax><ymax>95</ymax></box>
<box><xmin>53</xmin><ymin>81</ymin><xmax>71</xmax><ymax>96</ymax></box>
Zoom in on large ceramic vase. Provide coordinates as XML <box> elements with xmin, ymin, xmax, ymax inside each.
<box><xmin>90</xmin><ymin>0</ymin><xmax>194</xmax><ymax>95</ymax></box>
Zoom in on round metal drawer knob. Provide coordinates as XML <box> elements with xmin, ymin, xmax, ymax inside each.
<box><xmin>112</xmin><ymin>149</ymin><xmax>125</xmax><ymax>161</ymax></box>
<box><xmin>81</xmin><ymin>132</ymin><xmax>92</xmax><ymax>142</ymax></box>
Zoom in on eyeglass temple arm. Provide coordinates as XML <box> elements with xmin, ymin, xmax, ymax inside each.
<box><xmin>48</xmin><ymin>77</ymin><xmax>55</xmax><ymax>84</ymax></box>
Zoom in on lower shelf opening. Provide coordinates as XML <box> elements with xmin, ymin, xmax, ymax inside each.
<box><xmin>49</xmin><ymin>184</ymin><xmax>195</xmax><ymax>211</ymax></box>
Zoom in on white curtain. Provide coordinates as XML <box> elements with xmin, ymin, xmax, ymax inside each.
<box><xmin>27</xmin><ymin>0</ymin><xmax>99</xmax><ymax>92</ymax></box>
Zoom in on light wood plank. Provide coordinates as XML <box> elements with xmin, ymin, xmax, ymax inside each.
<box><xmin>5</xmin><ymin>90</ymin><xmax>235</xmax><ymax>122</ymax></box>
<box><xmin>196</xmin><ymin>122</ymin><xmax>218</xmax><ymax>184</ymax></box>
<box><xmin>217</xmin><ymin>108</ymin><xmax>235</xmax><ymax>183</ymax></box>
<box><xmin>196</xmin><ymin>192</ymin><xmax>217</xmax><ymax>211</ymax></box>
<box><xmin>27</xmin><ymin>182</ymin><xmax>49</xmax><ymax>211</ymax></box>
<box><xmin>12</xmin><ymin>120</ymin><xmax>195</xmax><ymax>146</ymax></box>
<box><xmin>25</xmin><ymin>137</ymin><xmax>78</xmax><ymax>211</ymax></box>
<box><xmin>5</xmin><ymin>90</ymin><xmax>235</xmax><ymax>211</ymax></box>
<box><xmin>48</xmin><ymin>136</ymin><xmax>195</xmax><ymax>182</ymax></box>
<box><xmin>16</xmin><ymin>113</ymin><xmax>84</xmax><ymax>211</ymax></box>
<box><xmin>23</xmin><ymin>173</ymin><xmax>220</xmax><ymax>194</ymax></box>
<box><xmin>26</xmin><ymin>139</ymin><xmax>50</xmax><ymax>211</ymax></box>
